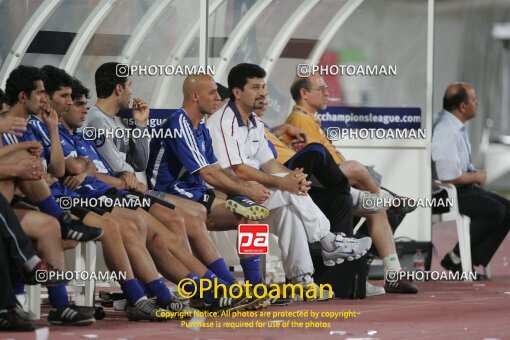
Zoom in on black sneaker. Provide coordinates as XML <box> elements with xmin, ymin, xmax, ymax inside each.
<box><xmin>70</xmin><ymin>305</ymin><xmax>106</xmax><ymax>320</ymax></box>
<box><xmin>60</xmin><ymin>213</ymin><xmax>104</xmax><ymax>242</ymax></box>
<box><xmin>225</xmin><ymin>196</ymin><xmax>269</xmax><ymax>220</ymax></box>
<box><xmin>48</xmin><ymin>305</ymin><xmax>95</xmax><ymax>326</ymax></box>
<box><xmin>441</xmin><ymin>253</ymin><xmax>462</xmax><ymax>273</ymax></box>
<box><xmin>384</xmin><ymin>271</ymin><xmax>419</xmax><ymax>294</ymax></box>
<box><xmin>125</xmin><ymin>298</ymin><xmax>167</xmax><ymax>322</ymax></box>
<box><xmin>24</xmin><ymin>259</ymin><xmax>69</xmax><ymax>286</ymax></box>
<box><xmin>0</xmin><ymin>308</ymin><xmax>36</xmax><ymax>331</ymax></box>
<box><xmin>441</xmin><ymin>254</ymin><xmax>485</xmax><ymax>280</ymax></box>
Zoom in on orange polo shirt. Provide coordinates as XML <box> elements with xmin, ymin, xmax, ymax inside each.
<box><xmin>264</xmin><ymin>128</ymin><xmax>296</xmax><ymax>164</ymax></box>
<box><xmin>284</xmin><ymin>104</ymin><xmax>346</xmax><ymax>164</ymax></box>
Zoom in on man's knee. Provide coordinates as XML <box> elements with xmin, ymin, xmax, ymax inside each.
<box><xmin>343</xmin><ymin>160</ymin><xmax>368</xmax><ymax>178</ymax></box>
<box><xmin>148</xmin><ymin>232</ymin><xmax>167</xmax><ymax>254</ymax></box>
<box><xmin>463</xmin><ymin>200</ymin><xmax>506</xmax><ymax>226</ymax></box>
<box><xmin>121</xmin><ymin>220</ymin><xmax>142</xmax><ymax>244</ymax></box>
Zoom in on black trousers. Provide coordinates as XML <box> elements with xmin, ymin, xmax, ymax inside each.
<box><xmin>0</xmin><ymin>193</ymin><xmax>36</xmax><ymax>267</ymax></box>
<box><xmin>0</xmin><ymin>236</ymin><xmax>17</xmax><ymax>308</ymax></box>
<box><xmin>454</xmin><ymin>185</ymin><xmax>510</xmax><ymax>266</ymax></box>
<box><xmin>284</xmin><ymin>143</ymin><xmax>353</xmax><ymax>235</ymax></box>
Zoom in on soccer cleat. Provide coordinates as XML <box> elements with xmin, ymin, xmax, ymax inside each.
<box><xmin>384</xmin><ymin>273</ymin><xmax>419</xmax><ymax>294</ymax></box>
<box><xmin>225</xmin><ymin>196</ymin><xmax>269</xmax><ymax>221</ymax></box>
<box><xmin>158</xmin><ymin>298</ymin><xmax>196</xmax><ymax>319</ymax></box>
<box><xmin>268</xmin><ymin>296</ymin><xmax>293</xmax><ymax>306</ymax></box>
<box><xmin>246</xmin><ymin>282</ymin><xmax>292</xmax><ymax>309</ymax></box>
<box><xmin>48</xmin><ymin>305</ymin><xmax>95</xmax><ymax>326</ymax></box>
<box><xmin>24</xmin><ymin>259</ymin><xmax>69</xmax><ymax>286</ymax></box>
<box><xmin>59</xmin><ymin>212</ymin><xmax>104</xmax><ymax>242</ymax></box>
<box><xmin>125</xmin><ymin>298</ymin><xmax>167</xmax><ymax>322</ymax></box>
<box><xmin>244</xmin><ymin>284</ymin><xmax>271</xmax><ymax>310</ymax></box>
<box><xmin>290</xmin><ymin>274</ymin><xmax>334</xmax><ymax>301</ymax></box>
<box><xmin>353</xmin><ymin>190</ymin><xmax>392</xmax><ymax>215</ymax></box>
<box><xmin>191</xmin><ymin>286</ymin><xmax>261</xmax><ymax>312</ymax></box>
<box><xmin>322</xmin><ymin>234</ymin><xmax>372</xmax><ymax>266</ymax></box>
<box><xmin>0</xmin><ymin>308</ymin><xmax>36</xmax><ymax>332</ymax></box>
<box><xmin>70</xmin><ymin>305</ymin><xmax>106</xmax><ymax>320</ymax></box>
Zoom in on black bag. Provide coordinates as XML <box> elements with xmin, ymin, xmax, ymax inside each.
<box><xmin>309</xmin><ymin>243</ymin><xmax>368</xmax><ymax>299</ymax></box>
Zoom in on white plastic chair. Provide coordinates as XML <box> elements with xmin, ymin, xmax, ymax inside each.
<box><xmin>432</xmin><ymin>181</ymin><xmax>491</xmax><ymax>280</ymax></box>
<box><xmin>26</xmin><ymin>241</ymin><xmax>96</xmax><ymax>320</ymax></box>
<box><xmin>73</xmin><ymin>241</ymin><xmax>97</xmax><ymax>306</ymax></box>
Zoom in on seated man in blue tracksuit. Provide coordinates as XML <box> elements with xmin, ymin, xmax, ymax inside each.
<box><xmin>55</xmin><ymin>77</ymin><xmax>256</xmax><ymax>312</ymax></box>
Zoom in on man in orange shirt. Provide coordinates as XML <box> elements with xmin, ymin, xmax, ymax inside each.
<box><xmin>281</xmin><ymin>74</ymin><xmax>418</xmax><ymax>294</ymax></box>
<box><xmin>285</xmin><ymin>74</ymin><xmax>384</xmax><ymax>193</ymax></box>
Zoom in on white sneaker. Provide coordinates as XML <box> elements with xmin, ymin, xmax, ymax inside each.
<box><xmin>366</xmin><ymin>282</ymin><xmax>385</xmax><ymax>297</ymax></box>
<box><xmin>322</xmin><ymin>234</ymin><xmax>372</xmax><ymax>266</ymax></box>
<box><xmin>353</xmin><ymin>190</ymin><xmax>393</xmax><ymax>215</ymax></box>
<box><xmin>113</xmin><ymin>298</ymin><xmax>127</xmax><ymax>311</ymax></box>
<box><xmin>290</xmin><ymin>274</ymin><xmax>335</xmax><ymax>301</ymax></box>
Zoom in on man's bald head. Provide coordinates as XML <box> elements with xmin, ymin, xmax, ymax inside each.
<box><xmin>182</xmin><ymin>74</ymin><xmax>215</xmax><ymax>99</ymax></box>
<box><xmin>443</xmin><ymin>82</ymin><xmax>473</xmax><ymax>112</ymax></box>
<box><xmin>442</xmin><ymin>82</ymin><xmax>478</xmax><ymax>122</ymax></box>
<box><xmin>182</xmin><ymin>74</ymin><xmax>220</xmax><ymax>116</ymax></box>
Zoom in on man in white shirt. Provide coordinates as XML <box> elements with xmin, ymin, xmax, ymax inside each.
<box><xmin>207</xmin><ymin>63</ymin><xmax>371</xmax><ymax>292</ymax></box>
<box><xmin>432</xmin><ymin>82</ymin><xmax>510</xmax><ymax>272</ymax></box>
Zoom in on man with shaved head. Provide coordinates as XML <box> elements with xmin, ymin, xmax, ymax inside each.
<box><xmin>432</xmin><ymin>82</ymin><xmax>510</xmax><ymax>275</ymax></box>
<box><xmin>146</xmin><ymin>74</ymin><xmax>274</xmax><ymax>308</ymax></box>
<box><xmin>147</xmin><ymin>74</ymin><xmax>270</xmax><ymax>219</ymax></box>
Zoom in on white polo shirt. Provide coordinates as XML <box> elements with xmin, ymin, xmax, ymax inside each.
<box><xmin>207</xmin><ymin>101</ymin><xmax>274</xmax><ymax>171</ymax></box>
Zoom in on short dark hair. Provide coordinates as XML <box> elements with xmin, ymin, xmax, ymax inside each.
<box><xmin>216</xmin><ymin>82</ymin><xmax>230</xmax><ymax>101</ymax></box>
<box><xmin>95</xmin><ymin>62</ymin><xmax>129</xmax><ymax>98</ymax></box>
<box><xmin>443</xmin><ymin>86</ymin><xmax>469</xmax><ymax>112</ymax></box>
<box><xmin>0</xmin><ymin>89</ymin><xmax>5</xmax><ymax>106</ymax></box>
<box><xmin>290</xmin><ymin>77</ymin><xmax>311</xmax><ymax>102</ymax></box>
<box><xmin>5</xmin><ymin>65</ymin><xmax>46</xmax><ymax>106</ymax></box>
<box><xmin>41</xmin><ymin>65</ymin><xmax>73</xmax><ymax>97</ymax></box>
<box><xmin>227</xmin><ymin>63</ymin><xmax>266</xmax><ymax>99</ymax></box>
<box><xmin>70</xmin><ymin>77</ymin><xmax>90</xmax><ymax>101</ymax></box>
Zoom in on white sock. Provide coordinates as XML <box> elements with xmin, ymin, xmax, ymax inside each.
<box><xmin>383</xmin><ymin>253</ymin><xmax>402</xmax><ymax>272</ymax></box>
<box><xmin>320</xmin><ymin>233</ymin><xmax>338</xmax><ymax>252</ymax></box>
<box><xmin>449</xmin><ymin>251</ymin><xmax>461</xmax><ymax>265</ymax></box>
<box><xmin>134</xmin><ymin>296</ymin><xmax>148</xmax><ymax>305</ymax></box>
<box><xmin>350</xmin><ymin>187</ymin><xmax>360</xmax><ymax>206</ymax></box>
<box><xmin>23</xmin><ymin>256</ymin><xmax>42</xmax><ymax>272</ymax></box>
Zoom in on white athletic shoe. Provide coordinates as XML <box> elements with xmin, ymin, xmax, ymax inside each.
<box><xmin>322</xmin><ymin>234</ymin><xmax>372</xmax><ymax>266</ymax></box>
<box><xmin>290</xmin><ymin>274</ymin><xmax>334</xmax><ymax>301</ymax></box>
<box><xmin>366</xmin><ymin>281</ymin><xmax>386</xmax><ymax>297</ymax></box>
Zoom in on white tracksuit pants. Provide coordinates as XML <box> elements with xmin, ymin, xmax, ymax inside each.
<box><xmin>261</xmin><ymin>173</ymin><xmax>331</xmax><ymax>279</ymax></box>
